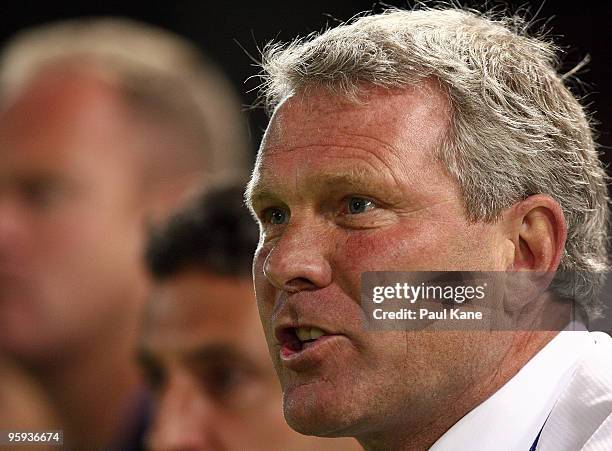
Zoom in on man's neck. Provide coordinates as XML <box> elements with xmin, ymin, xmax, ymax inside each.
<box><xmin>358</xmin><ymin>330</ymin><xmax>558</xmax><ymax>451</ymax></box>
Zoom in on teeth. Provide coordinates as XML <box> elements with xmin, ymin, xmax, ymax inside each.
<box><xmin>310</xmin><ymin>327</ymin><xmax>325</xmax><ymax>340</ymax></box>
<box><xmin>295</xmin><ymin>327</ymin><xmax>326</xmax><ymax>342</ymax></box>
<box><xmin>296</xmin><ymin>327</ymin><xmax>310</xmax><ymax>342</ymax></box>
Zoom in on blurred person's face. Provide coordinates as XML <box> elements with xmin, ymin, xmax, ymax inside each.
<box><xmin>248</xmin><ymin>84</ymin><xmax>518</xmax><ymax>441</ymax></box>
<box><xmin>141</xmin><ymin>270</ymin><xmax>355</xmax><ymax>451</ymax></box>
<box><xmin>0</xmin><ymin>68</ymin><xmax>150</xmax><ymax>361</ymax></box>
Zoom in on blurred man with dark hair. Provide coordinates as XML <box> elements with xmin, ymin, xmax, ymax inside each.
<box><xmin>140</xmin><ymin>184</ymin><xmax>360</xmax><ymax>451</ymax></box>
<box><xmin>0</xmin><ymin>19</ymin><xmax>249</xmax><ymax>450</ymax></box>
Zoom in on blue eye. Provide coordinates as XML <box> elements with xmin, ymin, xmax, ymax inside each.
<box><xmin>263</xmin><ymin>207</ymin><xmax>289</xmax><ymax>225</ymax></box>
<box><xmin>347</xmin><ymin>197</ymin><xmax>375</xmax><ymax>214</ymax></box>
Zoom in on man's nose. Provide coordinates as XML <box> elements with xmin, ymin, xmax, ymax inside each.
<box><xmin>147</xmin><ymin>376</ymin><xmax>224</xmax><ymax>451</ymax></box>
<box><xmin>263</xmin><ymin>220</ymin><xmax>332</xmax><ymax>293</ymax></box>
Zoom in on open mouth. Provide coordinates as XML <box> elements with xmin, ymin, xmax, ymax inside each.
<box><xmin>277</xmin><ymin>326</ymin><xmax>328</xmax><ymax>355</ymax></box>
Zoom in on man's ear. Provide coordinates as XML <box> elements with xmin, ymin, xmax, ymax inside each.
<box><xmin>504</xmin><ymin>194</ymin><xmax>567</xmax><ymax>272</ymax></box>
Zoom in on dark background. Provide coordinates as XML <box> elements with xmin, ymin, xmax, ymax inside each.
<box><xmin>2</xmin><ymin>1</ymin><xmax>611</xmax><ymax>167</ymax></box>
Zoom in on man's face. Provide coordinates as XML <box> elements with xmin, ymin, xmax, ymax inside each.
<box><xmin>0</xmin><ymin>69</ymin><xmax>149</xmax><ymax>361</ymax></box>
<box><xmin>248</xmin><ymin>84</ymin><xmax>515</xmax><ymax>438</ymax></box>
<box><xmin>141</xmin><ymin>271</ymin><xmax>355</xmax><ymax>451</ymax></box>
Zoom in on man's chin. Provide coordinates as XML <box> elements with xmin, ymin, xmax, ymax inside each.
<box><xmin>282</xmin><ymin>380</ymin><xmax>362</xmax><ymax>438</ymax></box>
<box><xmin>0</xmin><ymin>317</ymin><xmax>64</xmax><ymax>365</ymax></box>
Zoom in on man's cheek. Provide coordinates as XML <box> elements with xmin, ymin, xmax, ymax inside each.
<box><xmin>340</xmin><ymin>230</ymin><xmax>413</xmax><ymax>271</ymax></box>
<box><xmin>253</xmin><ymin>282</ymin><xmax>275</xmax><ymax>336</ymax></box>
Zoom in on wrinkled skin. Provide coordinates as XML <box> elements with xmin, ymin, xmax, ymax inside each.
<box><xmin>248</xmin><ymin>83</ymin><xmax>558</xmax><ymax>450</ymax></box>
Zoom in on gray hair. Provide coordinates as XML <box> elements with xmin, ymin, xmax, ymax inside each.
<box><xmin>257</xmin><ymin>7</ymin><xmax>610</xmax><ymax>318</ymax></box>
<box><xmin>0</xmin><ymin>17</ymin><xmax>250</xmax><ymax>184</ymax></box>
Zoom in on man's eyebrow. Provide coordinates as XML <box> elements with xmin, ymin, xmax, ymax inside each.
<box><xmin>244</xmin><ymin>175</ymin><xmax>274</xmax><ymax>211</ymax></box>
<box><xmin>136</xmin><ymin>344</ymin><xmax>259</xmax><ymax>379</ymax></box>
<box><xmin>184</xmin><ymin>344</ymin><xmax>256</xmax><ymax>369</ymax></box>
<box><xmin>246</xmin><ymin>165</ymin><xmax>401</xmax><ymax>210</ymax></box>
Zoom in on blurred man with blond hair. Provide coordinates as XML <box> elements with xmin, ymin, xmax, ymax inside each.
<box><xmin>0</xmin><ymin>18</ymin><xmax>249</xmax><ymax>450</ymax></box>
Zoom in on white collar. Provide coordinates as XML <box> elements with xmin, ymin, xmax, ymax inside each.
<box><xmin>430</xmin><ymin>329</ymin><xmax>594</xmax><ymax>451</ymax></box>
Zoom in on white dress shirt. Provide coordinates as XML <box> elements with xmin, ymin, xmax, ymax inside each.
<box><xmin>430</xmin><ymin>329</ymin><xmax>612</xmax><ymax>451</ymax></box>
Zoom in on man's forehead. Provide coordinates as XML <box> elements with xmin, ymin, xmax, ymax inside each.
<box><xmin>144</xmin><ymin>273</ymin><xmax>259</xmax><ymax>337</ymax></box>
<box><xmin>2</xmin><ymin>65</ymin><xmax>121</xmax><ymax>124</ymax></box>
<box><xmin>142</xmin><ymin>274</ymin><xmax>266</xmax><ymax>361</ymax></box>
<box><xmin>0</xmin><ymin>67</ymin><xmax>130</xmax><ymax>160</ymax></box>
<box><xmin>248</xmin><ymin>81</ymin><xmax>452</xmax><ymax>205</ymax></box>
<box><xmin>250</xmin><ymin>153</ymin><xmax>400</xmax><ymax>205</ymax></box>
<box><xmin>262</xmin><ymin>81</ymin><xmax>450</xmax><ymax>151</ymax></box>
